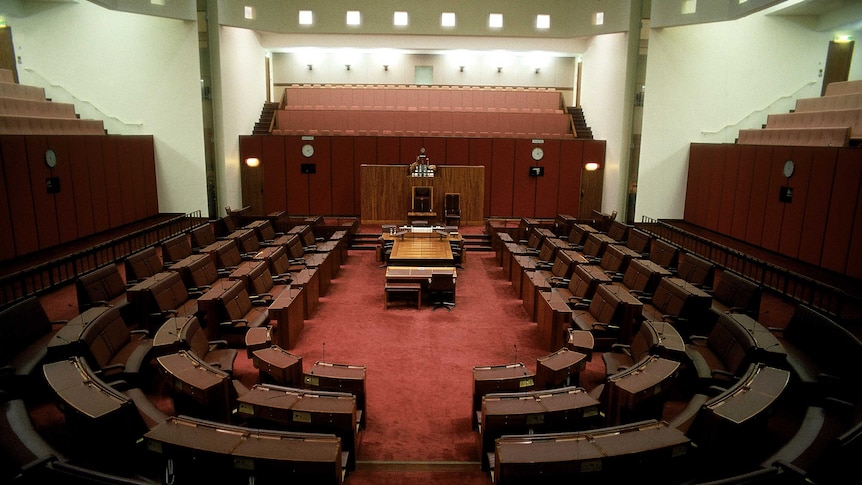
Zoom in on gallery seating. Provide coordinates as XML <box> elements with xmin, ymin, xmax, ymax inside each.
<box><xmin>123</xmin><ymin>247</ymin><xmax>163</xmax><ymax>286</ymax></box>
<box><xmin>211</xmin><ymin>279</ymin><xmax>270</xmax><ymax>343</ymax></box>
<box><xmin>709</xmin><ymin>269</ymin><xmax>762</xmax><ymax>320</ymax></box>
<box><xmin>648</xmin><ymin>238</ymin><xmax>680</xmax><ymax>270</ymax></box>
<box><xmin>0</xmin><ymin>296</ymin><xmax>64</xmax><ymax>396</ymax></box>
<box><xmin>675</xmin><ymin>252</ymin><xmax>716</xmax><ymax>290</ymax></box>
<box><xmin>160</xmin><ymin>233</ymin><xmax>194</xmax><ymax>267</ymax></box>
<box><xmin>74</xmin><ymin>264</ymin><xmax>129</xmax><ymax>313</ymax></box>
<box><xmin>684</xmin><ymin>310</ymin><xmax>758</xmax><ymax>391</ymax></box>
<box><xmin>77</xmin><ymin>305</ymin><xmax>153</xmax><ymax>385</ymax></box>
<box><xmin>180</xmin><ymin>315</ymin><xmax>237</xmax><ymax>374</ymax></box>
<box><xmin>602</xmin><ymin>319</ymin><xmax>667</xmax><ymax>377</ymax></box>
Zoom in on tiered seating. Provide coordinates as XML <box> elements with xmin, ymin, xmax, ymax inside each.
<box><xmin>270</xmin><ymin>84</ymin><xmax>573</xmax><ymax>138</ymax></box>
<box><xmin>738</xmin><ymin>79</ymin><xmax>862</xmax><ymax>146</ymax></box>
<box><xmin>0</xmin><ymin>68</ymin><xmax>106</xmax><ymax>135</ymax></box>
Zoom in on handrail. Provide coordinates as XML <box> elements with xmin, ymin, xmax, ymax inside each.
<box><xmin>699</xmin><ymin>80</ymin><xmax>817</xmax><ymax>137</ymax></box>
<box><xmin>0</xmin><ymin>212</ymin><xmax>207</xmax><ymax>310</ymax></box>
<box><xmin>637</xmin><ymin>216</ymin><xmax>861</xmax><ymax>325</ymax></box>
<box><xmin>22</xmin><ymin>67</ymin><xmax>144</xmax><ymax>129</ymax></box>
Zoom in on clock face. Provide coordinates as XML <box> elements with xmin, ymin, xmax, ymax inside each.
<box><xmin>302</xmin><ymin>144</ymin><xmax>314</xmax><ymax>158</ymax></box>
<box><xmin>531</xmin><ymin>147</ymin><xmax>544</xmax><ymax>161</ymax></box>
<box><xmin>45</xmin><ymin>149</ymin><xmax>57</xmax><ymax>168</ymax></box>
<box><xmin>783</xmin><ymin>160</ymin><xmax>795</xmax><ymax>178</ymax></box>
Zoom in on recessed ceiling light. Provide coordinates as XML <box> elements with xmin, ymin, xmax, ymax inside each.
<box><xmin>593</xmin><ymin>11</ymin><xmax>604</xmax><ymax>26</ymax></box>
<box><xmin>394</xmin><ymin>11</ymin><xmax>408</xmax><ymax>27</ymax></box>
<box><xmin>682</xmin><ymin>0</ymin><xmax>697</xmax><ymax>15</ymax></box>
<box><xmin>243</xmin><ymin>6</ymin><xmax>254</xmax><ymax>20</ymax></box>
<box><xmin>441</xmin><ymin>12</ymin><xmax>456</xmax><ymax>28</ymax></box>
<box><xmin>346</xmin><ymin>10</ymin><xmax>361</xmax><ymax>26</ymax></box>
<box><xmin>489</xmin><ymin>13</ymin><xmax>503</xmax><ymax>29</ymax></box>
<box><xmin>299</xmin><ymin>10</ymin><xmax>313</xmax><ymax>25</ymax></box>
<box><xmin>536</xmin><ymin>14</ymin><xmax>550</xmax><ymax>29</ymax></box>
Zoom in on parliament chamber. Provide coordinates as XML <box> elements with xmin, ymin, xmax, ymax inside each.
<box><xmin>2</xmin><ymin>1</ymin><xmax>862</xmax><ymax>483</ymax></box>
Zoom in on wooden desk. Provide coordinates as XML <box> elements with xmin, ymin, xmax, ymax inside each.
<box><xmin>156</xmin><ymin>350</ymin><xmax>233</xmax><ymax>421</ymax></box>
<box><xmin>270</xmin><ymin>286</ymin><xmax>306</xmax><ymax>349</ymax></box>
<box><xmin>644</xmin><ymin>319</ymin><xmax>686</xmax><ymax>358</ymax></box>
<box><xmin>388</xmin><ymin>237</ymin><xmax>454</xmax><ymax>267</ymax></box>
<box><xmin>599</xmin><ymin>284</ymin><xmax>644</xmax><ymax>343</ymax></box>
<box><xmin>236</xmin><ymin>383</ymin><xmax>359</xmax><ymax>471</ymax></box>
<box><xmin>479</xmin><ymin>386</ymin><xmax>599</xmax><ymax>471</ymax></box>
<box><xmin>472</xmin><ymin>363</ymin><xmax>535</xmax><ymax>429</ymax></box>
<box><xmin>304</xmin><ymin>361</ymin><xmax>367</xmax><ymax>429</ymax></box>
<box><xmin>286</xmin><ymin>268</ymin><xmax>318</xmax><ymax>319</ymax></box>
<box><xmin>253</xmin><ymin>345</ymin><xmax>303</xmax><ymax>386</ymax></box>
<box><xmin>196</xmin><ymin>279</ymin><xmax>242</xmax><ymax>340</ymax></box>
<box><xmin>536</xmin><ymin>291</ymin><xmax>573</xmax><ymax>352</ymax></box>
<box><xmin>535</xmin><ymin>347</ymin><xmax>588</xmax><ymax>389</ymax></box>
<box><xmin>143</xmin><ymin>416</ymin><xmax>343</xmax><ymax>485</ymax></box>
<box><xmin>493</xmin><ymin>420</ymin><xmax>691</xmax><ymax>483</ymax></box>
<box><xmin>605</xmin><ymin>355</ymin><xmax>680</xmax><ymax>425</ymax></box>
<box><xmin>699</xmin><ymin>364</ymin><xmax>790</xmax><ymax>456</ymax></box>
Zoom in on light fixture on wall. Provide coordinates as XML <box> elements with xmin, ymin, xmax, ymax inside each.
<box><xmin>459</xmin><ymin>66</ymin><xmax>465</xmax><ymax>72</ymax></box>
<box><xmin>584</xmin><ymin>162</ymin><xmax>600</xmax><ymax>171</ymax></box>
<box><xmin>245</xmin><ymin>157</ymin><xmax>261</xmax><ymax>168</ymax></box>
<box><xmin>345</xmin><ymin>64</ymin><xmax>351</xmax><ymax>71</ymax></box>
<box><xmin>307</xmin><ymin>64</ymin><xmax>313</xmax><ymax>71</ymax></box>
<box><xmin>383</xmin><ymin>64</ymin><xmax>389</xmax><ymax>71</ymax></box>
<box><xmin>497</xmin><ymin>66</ymin><xmax>502</xmax><ymax>73</ymax></box>
<box><xmin>535</xmin><ymin>67</ymin><xmax>541</xmax><ymax>74</ymax></box>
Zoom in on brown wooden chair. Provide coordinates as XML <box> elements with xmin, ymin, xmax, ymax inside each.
<box><xmin>444</xmin><ymin>192</ymin><xmax>461</xmax><ymax>226</ymax></box>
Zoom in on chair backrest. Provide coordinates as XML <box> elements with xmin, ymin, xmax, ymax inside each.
<box><xmin>182</xmin><ymin>317</ymin><xmax>210</xmax><ymax>358</ymax></box>
<box><xmin>190</xmin><ymin>224</ymin><xmax>216</xmax><ymax>248</ymax></box>
<box><xmin>265</xmin><ymin>245</ymin><xmax>292</xmax><ymax>276</ymax></box>
<box><xmin>626</xmin><ymin>229</ymin><xmax>652</xmax><ymax>254</ymax></box>
<box><xmin>550</xmin><ymin>251</ymin><xmax>575</xmax><ymax>278</ymax></box>
<box><xmin>219</xmin><ymin>280</ymin><xmax>254</xmax><ymax>321</ymax></box>
<box><xmin>151</xmin><ymin>272</ymin><xmax>190</xmax><ymax>313</ymax></box>
<box><xmin>650</xmin><ymin>278</ymin><xmax>689</xmax><ymax>317</ymax></box>
<box><xmin>287</xmin><ymin>234</ymin><xmax>306</xmax><ymax>259</ymax></box>
<box><xmin>444</xmin><ymin>193</ymin><xmax>461</xmax><ymax>215</ymax></box>
<box><xmin>161</xmin><ymin>234</ymin><xmax>193</xmax><ymax>264</ymax></box>
<box><xmin>588</xmin><ymin>284</ymin><xmax>622</xmax><ymax>323</ymax></box>
<box><xmin>124</xmin><ymin>247</ymin><xmax>161</xmax><ymax>282</ymax></box>
<box><xmin>428</xmin><ymin>272</ymin><xmax>456</xmax><ymax>292</ymax></box>
<box><xmin>568</xmin><ymin>265</ymin><xmax>599</xmax><ymax>299</ymax></box>
<box><xmin>187</xmin><ymin>253</ymin><xmax>220</xmax><ymax>288</ymax></box>
<box><xmin>80</xmin><ymin>306</ymin><xmax>130</xmax><ymax>368</ymax></box>
<box><xmin>537</xmin><ymin>237</ymin><xmax>560</xmax><ymax>262</ymax></box>
<box><xmin>677</xmin><ymin>253</ymin><xmax>715</xmax><ymax>288</ymax></box>
<box><xmin>215</xmin><ymin>240</ymin><xmax>242</xmax><ymax>269</ymax></box>
<box><xmin>630</xmin><ymin>322</ymin><xmax>660</xmax><ymax>361</ymax></box>
<box><xmin>712</xmin><ymin>270</ymin><xmax>762</xmax><ymax>317</ymax></box>
<box><xmin>76</xmin><ymin>265</ymin><xmax>126</xmax><ymax>308</ymax></box>
<box><xmin>235</xmin><ymin>229</ymin><xmax>260</xmax><ymax>254</ymax></box>
<box><xmin>295</xmin><ymin>225</ymin><xmax>316</xmax><ymax>247</ymax></box>
<box><xmin>0</xmin><ymin>296</ymin><xmax>52</xmax><ymax>364</ymax></box>
<box><xmin>567</xmin><ymin>223</ymin><xmax>596</xmax><ymax>246</ymax></box>
<box><xmin>607</xmin><ymin>221</ymin><xmax>630</xmax><ymax>243</ymax></box>
<box><xmin>708</xmin><ymin>312</ymin><xmax>757</xmax><ymax>375</ymax></box>
<box><xmin>600</xmin><ymin>245</ymin><xmax>628</xmax><ymax>273</ymax></box>
<box><xmin>247</xmin><ymin>260</ymin><xmax>275</xmax><ymax>295</ymax></box>
<box><xmin>526</xmin><ymin>229</ymin><xmax>542</xmax><ymax>249</ymax></box>
<box><xmin>581</xmin><ymin>233</ymin><xmax>606</xmax><ymax>258</ymax></box>
<box><xmin>649</xmin><ymin>239</ymin><xmax>679</xmax><ymax>268</ymax></box>
<box><xmin>621</xmin><ymin>259</ymin><xmax>654</xmax><ymax>293</ymax></box>
<box><xmin>255</xmin><ymin>220</ymin><xmax>277</xmax><ymax>242</ymax></box>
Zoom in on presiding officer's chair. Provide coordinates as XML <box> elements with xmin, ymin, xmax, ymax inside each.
<box><xmin>444</xmin><ymin>193</ymin><xmax>461</xmax><ymax>227</ymax></box>
<box><xmin>428</xmin><ymin>272</ymin><xmax>456</xmax><ymax>312</ymax></box>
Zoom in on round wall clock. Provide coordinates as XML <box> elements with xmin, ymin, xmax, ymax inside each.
<box><xmin>531</xmin><ymin>146</ymin><xmax>544</xmax><ymax>161</ymax></box>
<box><xmin>45</xmin><ymin>149</ymin><xmax>57</xmax><ymax>168</ymax></box>
<box><xmin>302</xmin><ymin>144</ymin><xmax>315</xmax><ymax>158</ymax></box>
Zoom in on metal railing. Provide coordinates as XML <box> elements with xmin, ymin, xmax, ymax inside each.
<box><xmin>638</xmin><ymin>217</ymin><xmax>861</xmax><ymax>325</ymax></box>
<box><xmin>0</xmin><ymin>212</ymin><xmax>207</xmax><ymax>309</ymax></box>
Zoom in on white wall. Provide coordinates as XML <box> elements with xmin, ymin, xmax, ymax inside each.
<box><xmin>581</xmin><ymin>32</ymin><xmax>631</xmax><ymax>218</ymax></box>
<box><xmin>636</xmin><ymin>12</ymin><xmax>849</xmax><ymax>221</ymax></box>
<box><xmin>213</xmin><ymin>25</ymin><xmax>267</xmax><ymax>214</ymax></box>
<box><xmin>7</xmin><ymin>0</ymin><xmax>208</xmax><ymax>216</ymax></box>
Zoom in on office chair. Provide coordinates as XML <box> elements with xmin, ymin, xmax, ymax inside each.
<box><xmin>428</xmin><ymin>272</ymin><xmax>456</xmax><ymax>311</ymax></box>
<box><xmin>444</xmin><ymin>193</ymin><xmax>461</xmax><ymax>227</ymax></box>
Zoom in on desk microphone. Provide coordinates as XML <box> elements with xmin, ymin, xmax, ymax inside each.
<box><xmin>322</xmin><ymin>342</ymin><xmax>326</xmax><ymax>363</ymax></box>
<box><xmin>513</xmin><ymin>344</ymin><xmax>518</xmax><ymax>363</ymax></box>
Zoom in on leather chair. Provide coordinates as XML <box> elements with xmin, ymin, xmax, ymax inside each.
<box><xmin>160</xmin><ymin>234</ymin><xmax>193</xmax><ymax>267</ymax></box>
<box><xmin>428</xmin><ymin>272</ymin><xmax>456</xmax><ymax>311</ymax></box>
<box><xmin>123</xmin><ymin>247</ymin><xmax>162</xmax><ymax>286</ymax></box>
<box><xmin>444</xmin><ymin>192</ymin><xmax>461</xmax><ymax>227</ymax></box>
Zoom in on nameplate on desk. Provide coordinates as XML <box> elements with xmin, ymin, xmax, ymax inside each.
<box><xmin>520</xmin><ymin>378</ymin><xmax>535</xmax><ymax>388</ymax></box>
<box><xmin>293</xmin><ymin>411</ymin><xmax>312</xmax><ymax>423</ymax></box>
<box><xmin>304</xmin><ymin>375</ymin><xmax>319</xmax><ymax>386</ymax></box>
<box><xmin>238</xmin><ymin>402</ymin><xmax>255</xmax><ymax>415</ymax></box>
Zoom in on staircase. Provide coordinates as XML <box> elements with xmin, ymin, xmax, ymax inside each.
<box><xmin>567</xmin><ymin>106</ymin><xmax>594</xmax><ymax>140</ymax></box>
<box><xmin>253</xmin><ymin>101</ymin><xmax>279</xmax><ymax>135</ymax></box>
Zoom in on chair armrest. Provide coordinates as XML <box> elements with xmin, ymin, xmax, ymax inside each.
<box><xmin>220</xmin><ymin>319</ymin><xmax>249</xmax><ymax>328</ymax></box>
<box><xmin>688</xmin><ymin>335</ymin><xmax>707</xmax><ymax>344</ymax></box>
<box><xmin>208</xmin><ymin>339</ymin><xmax>229</xmax><ymax>349</ymax></box>
<box><xmin>130</xmin><ymin>329</ymin><xmax>150</xmax><ymax>338</ymax></box>
<box><xmin>592</xmin><ymin>323</ymin><xmax>620</xmax><ymax>332</ymax></box>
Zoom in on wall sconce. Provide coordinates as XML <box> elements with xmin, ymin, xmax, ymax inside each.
<box><xmin>535</xmin><ymin>68</ymin><xmax>541</xmax><ymax>74</ymax></box>
<box><xmin>459</xmin><ymin>66</ymin><xmax>465</xmax><ymax>72</ymax></box>
<box><xmin>307</xmin><ymin>64</ymin><xmax>313</xmax><ymax>71</ymax></box>
<box><xmin>497</xmin><ymin>66</ymin><xmax>502</xmax><ymax>73</ymax></box>
<box><xmin>584</xmin><ymin>162</ymin><xmax>600</xmax><ymax>171</ymax></box>
<box><xmin>345</xmin><ymin>64</ymin><xmax>351</xmax><ymax>71</ymax></box>
<box><xmin>383</xmin><ymin>65</ymin><xmax>389</xmax><ymax>71</ymax></box>
<box><xmin>245</xmin><ymin>157</ymin><xmax>261</xmax><ymax>168</ymax></box>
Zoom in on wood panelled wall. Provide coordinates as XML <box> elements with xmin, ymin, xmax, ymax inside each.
<box><xmin>684</xmin><ymin>143</ymin><xmax>862</xmax><ymax>279</ymax></box>
<box><xmin>0</xmin><ymin>134</ymin><xmax>159</xmax><ymax>263</ymax></box>
<box><xmin>360</xmin><ymin>165</ymin><xmax>484</xmax><ymax>225</ymax></box>
<box><xmin>239</xmin><ymin>135</ymin><xmax>605</xmax><ymax>223</ymax></box>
